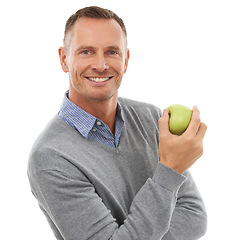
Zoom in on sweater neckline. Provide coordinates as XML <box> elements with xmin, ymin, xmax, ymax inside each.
<box><xmin>56</xmin><ymin>114</ymin><xmax>125</xmax><ymax>153</ymax></box>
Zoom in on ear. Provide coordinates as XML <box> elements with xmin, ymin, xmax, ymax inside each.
<box><xmin>58</xmin><ymin>47</ymin><xmax>69</xmax><ymax>73</ymax></box>
<box><xmin>124</xmin><ymin>49</ymin><xmax>130</xmax><ymax>73</ymax></box>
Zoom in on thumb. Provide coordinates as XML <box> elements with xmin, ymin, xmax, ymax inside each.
<box><xmin>158</xmin><ymin>109</ymin><xmax>170</xmax><ymax>135</ymax></box>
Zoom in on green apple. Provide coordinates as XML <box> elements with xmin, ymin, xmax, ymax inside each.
<box><xmin>167</xmin><ymin>104</ymin><xmax>192</xmax><ymax>135</ymax></box>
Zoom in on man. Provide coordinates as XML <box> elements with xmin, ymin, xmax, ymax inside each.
<box><xmin>28</xmin><ymin>6</ymin><xmax>207</xmax><ymax>240</ymax></box>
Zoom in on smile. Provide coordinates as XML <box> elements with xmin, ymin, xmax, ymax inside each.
<box><xmin>86</xmin><ymin>76</ymin><xmax>113</xmax><ymax>82</ymax></box>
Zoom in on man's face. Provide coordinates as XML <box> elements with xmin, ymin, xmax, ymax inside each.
<box><xmin>60</xmin><ymin>17</ymin><xmax>129</xmax><ymax>103</ymax></box>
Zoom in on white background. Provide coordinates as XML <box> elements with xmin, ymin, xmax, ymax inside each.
<box><xmin>1</xmin><ymin>0</ymin><xmax>239</xmax><ymax>239</ymax></box>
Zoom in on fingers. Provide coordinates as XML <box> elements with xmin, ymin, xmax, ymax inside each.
<box><xmin>185</xmin><ymin>106</ymin><xmax>207</xmax><ymax>138</ymax></box>
<box><xmin>185</xmin><ymin>106</ymin><xmax>201</xmax><ymax>136</ymax></box>
<box><xmin>196</xmin><ymin>122</ymin><xmax>207</xmax><ymax>140</ymax></box>
<box><xmin>159</xmin><ymin>106</ymin><xmax>207</xmax><ymax>140</ymax></box>
<box><xmin>158</xmin><ymin>105</ymin><xmax>207</xmax><ymax>174</ymax></box>
<box><xmin>158</xmin><ymin>109</ymin><xmax>171</xmax><ymax>137</ymax></box>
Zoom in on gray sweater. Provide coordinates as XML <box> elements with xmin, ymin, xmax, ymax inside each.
<box><xmin>28</xmin><ymin>97</ymin><xmax>207</xmax><ymax>240</ymax></box>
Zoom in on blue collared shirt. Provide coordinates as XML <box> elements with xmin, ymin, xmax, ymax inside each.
<box><xmin>58</xmin><ymin>91</ymin><xmax>124</xmax><ymax>148</ymax></box>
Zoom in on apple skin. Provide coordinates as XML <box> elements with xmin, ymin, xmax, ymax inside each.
<box><xmin>167</xmin><ymin>104</ymin><xmax>192</xmax><ymax>135</ymax></box>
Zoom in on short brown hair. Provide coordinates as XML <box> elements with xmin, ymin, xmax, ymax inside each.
<box><xmin>63</xmin><ymin>6</ymin><xmax>127</xmax><ymax>50</ymax></box>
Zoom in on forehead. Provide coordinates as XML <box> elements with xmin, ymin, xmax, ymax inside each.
<box><xmin>70</xmin><ymin>17</ymin><xmax>125</xmax><ymax>48</ymax></box>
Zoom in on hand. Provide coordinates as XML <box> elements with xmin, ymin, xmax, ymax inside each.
<box><xmin>158</xmin><ymin>106</ymin><xmax>207</xmax><ymax>174</ymax></box>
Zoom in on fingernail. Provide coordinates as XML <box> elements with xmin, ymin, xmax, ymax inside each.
<box><xmin>163</xmin><ymin>109</ymin><xmax>168</xmax><ymax>115</ymax></box>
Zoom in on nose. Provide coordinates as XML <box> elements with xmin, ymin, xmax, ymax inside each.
<box><xmin>91</xmin><ymin>53</ymin><xmax>109</xmax><ymax>72</ymax></box>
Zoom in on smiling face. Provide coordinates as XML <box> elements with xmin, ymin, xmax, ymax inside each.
<box><xmin>59</xmin><ymin>17</ymin><xmax>129</xmax><ymax>106</ymax></box>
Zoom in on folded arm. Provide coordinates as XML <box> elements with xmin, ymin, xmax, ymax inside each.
<box><xmin>28</xmin><ymin>154</ymin><xmax>206</xmax><ymax>240</ymax></box>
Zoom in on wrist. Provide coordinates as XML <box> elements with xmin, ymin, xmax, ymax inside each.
<box><xmin>153</xmin><ymin>163</ymin><xmax>186</xmax><ymax>191</ymax></box>
<box><xmin>160</xmin><ymin>159</ymin><xmax>185</xmax><ymax>175</ymax></box>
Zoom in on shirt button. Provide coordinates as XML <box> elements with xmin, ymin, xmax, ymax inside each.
<box><xmin>97</xmin><ymin>121</ymin><xmax>102</xmax><ymax>126</ymax></box>
<box><xmin>92</xmin><ymin>128</ymin><xmax>97</xmax><ymax>132</ymax></box>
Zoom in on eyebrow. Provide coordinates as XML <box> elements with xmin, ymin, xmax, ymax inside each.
<box><xmin>75</xmin><ymin>46</ymin><xmax>95</xmax><ymax>54</ymax></box>
<box><xmin>107</xmin><ymin>46</ymin><xmax>121</xmax><ymax>51</ymax></box>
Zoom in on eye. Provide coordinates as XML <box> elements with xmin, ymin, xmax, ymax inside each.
<box><xmin>80</xmin><ymin>50</ymin><xmax>92</xmax><ymax>55</ymax></box>
<box><xmin>108</xmin><ymin>50</ymin><xmax>118</xmax><ymax>55</ymax></box>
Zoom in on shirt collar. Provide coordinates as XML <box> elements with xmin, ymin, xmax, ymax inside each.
<box><xmin>59</xmin><ymin>91</ymin><xmax>124</xmax><ymax>138</ymax></box>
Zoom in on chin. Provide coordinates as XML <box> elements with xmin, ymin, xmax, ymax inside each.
<box><xmin>90</xmin><ymin>94</ymin><xmax>116</xmax><ymax>102</ymax></box>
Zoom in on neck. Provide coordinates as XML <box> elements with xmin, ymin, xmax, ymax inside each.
<box><xmin>68</xmin><ymin>89</ymin><xmax>118</xmax><ymax>135</ymax></box>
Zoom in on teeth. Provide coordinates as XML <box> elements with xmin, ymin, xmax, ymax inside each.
<box><xmin>88</xmin><ymin>77</ymin><xmax>110</xmax><ymax>82</ymax></box>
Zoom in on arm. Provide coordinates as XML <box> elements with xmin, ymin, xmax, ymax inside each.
<box><xmin>28</xmin><ymin>153</ymin><xmax>186</xmax><ymax>240</ymax></box>
<box><xmin>162</xmin><ymin>170</ymin><xmax>207</xmax><ymax>240</ymax></box>
<box><xmin>29</xmin><ymin>162</ymin><xmax>206</xmax><ymax>240</ymax></box>
<box><xmin>158</xmin><ymin>106</ymin><xmax>208</xmax><ymax>239</ymax></box>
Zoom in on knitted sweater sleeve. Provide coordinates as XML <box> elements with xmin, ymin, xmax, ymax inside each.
<box><xmin>28</xmin><ymin>150</ymin><xmax>206</xmax><ymax>240</ymax></box>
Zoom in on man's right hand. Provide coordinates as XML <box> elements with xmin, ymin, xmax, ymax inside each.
<box><xmin>158</xmin><ymin>106</ymin><xmax>207</xmax><ymax>174</ymax></box>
